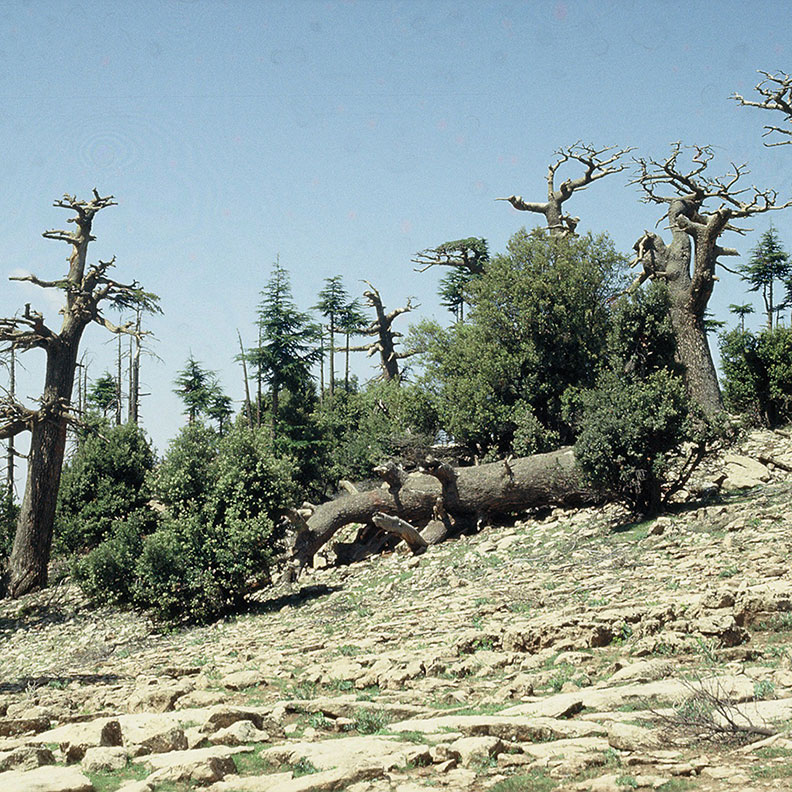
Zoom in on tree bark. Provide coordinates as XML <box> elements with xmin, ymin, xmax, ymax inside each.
<box><xmin>290</xmin><ymin>447</ymin><xmax>598</xmax><ymax>567</ymax></box>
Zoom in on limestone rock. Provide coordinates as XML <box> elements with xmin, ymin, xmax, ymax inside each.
<box><xmin>0</xmin><ymin>746</ymin><xmax>55</xmax><ymax>772</ymax></box>
<box><xmin>0</xmin><ymin>765</ymin><xmax>94</xmax><ymax>792</ymax></box>
<box><xmin>447</xmin><ymin>735</ymin><xmax>504</xmax><ymax>768</ymax></box>
<box><xmin>81</xmin><ymin>746</ymin><xmax>129</xmax><ymax>772</ymax></box>
<box><xmin>220</xmin><ymin>670</ymin><xmax>268</xmax><ymax>690</ymax></box>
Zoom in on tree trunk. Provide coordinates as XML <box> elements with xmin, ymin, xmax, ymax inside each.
<box><xmin>7</xmin><ymin>332</ymin><xmax>82</xmax><ymax>596</ymax></box>
<box><xmin>328</xmin><ymin>317</ymin><xmax>335</xmax><ymax>398</ymax></box>
<box><xmin>290</xmin><ymin>447</ymin><xmax>598</xmax><ymax>567</ymax></box>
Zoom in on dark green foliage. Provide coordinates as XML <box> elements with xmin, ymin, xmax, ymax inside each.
<box><xmin>72</xmin><ymin>510</ymin><xmax>155</xmax><ymax>605</ymax></box>
<box><xmin>75</xmin><ymin>423</ymin><xmax>297</xmax><ymax>623</ymax></box>
<box><xmin>153</xmin><ymin>423</ymin><xmax>219</xmax><ymax>516</ymax></box>
<box><xmin>173</xmin><ymin>356</ymin><xmax>231</xmax><ymax>430</ymax></box>
<box><xmin>316</xmin><ymin>379</ymin><xmax>438</xmax><ymax>485</ymax></box>
<box><xmin>0</xmin><ymin>494</ymin><xmax>17</xmax><ymax>562</ymax></box>
<box><xmin>720</xmin><ymin>326</ymin><xmax>792</xmax><ymax>426</ymax></box>
<box><xmin>740</xmin><ymin>226</ymin><xmax>791</xmax><ymax>329</ymax></box>
<box><xmin>569</xmin><ymin>369</ymin><xmax>690</xmax><ymax>514</ymax></box>
<box><xmin>55</xmin><ymin>423</ymin><xmax>155</xmax><ymax>555</ymax></box>
<box><xmin>249</xmin><ymin>261</ymin><xmax>321</xmax><ymax>430</ymax></box>
<box><xmin>86</xmin><ymin>373</ymin><xmax>118</xmax><ymax>417</ymax></box>
<box><xmin>607</xmin><ymin>282</ymin><xmax>678</xmax><ymax>379</ymax></box>
<box><xmin>412</xmin><ymin>228</ymin><xmax>627</xmax><ymax>457</ymax></box>
<box><xmin>567</xmin><ymin>285</ymin><xmax>714</xmax><ymax>516</ymax></box>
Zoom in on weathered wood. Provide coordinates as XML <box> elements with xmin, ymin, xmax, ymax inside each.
<box><xmin>291</xmin><ymin>446</ymin><xmax>597</xmax><ymax>566</ymax></box>
<box><xmin>372</xmin><ymin>512</ymin><xmax>428</xmax><ymax>554</ymax></box>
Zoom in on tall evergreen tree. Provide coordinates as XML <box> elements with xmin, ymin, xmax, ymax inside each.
<box><xmin>741</xmin><ymin>226</ymin><xmax>791</xmax><ymax>329</ymax></box>
<box><xmin>173</xmin><ymin>356</ymin><xmax>228</xmax><ymax>427</ymax></box>
<box><xmin>87</xmin><ymin>373</ymin><xmax>119</xmax><ymax>418</ymax></box>
<box><xmin>313</xmin><ymin>276</ymin><xmax>349</xmax><ymax>398</ymax></box>
<box><xmin>250</xmin><ymin>261</ymin><xmax>320</xmax><ymax>433</ymax></box>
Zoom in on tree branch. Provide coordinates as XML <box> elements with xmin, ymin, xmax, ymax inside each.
<box><xmin>0</xmin><ymin>304</ymin><xmax>56</xmax><ymax>351</ymax></box>
<box><xmin>733</xmin><ymin>70</ymin><xmax>792</xmax><ymax>146</ymax></box>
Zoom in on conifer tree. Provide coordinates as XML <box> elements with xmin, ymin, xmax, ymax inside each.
<box><xmin>741</xmin><ymin>226</ymin><xmax>791</xmax><ymax>329</ymax></box>
<box><xmin>250</xmin><ymin>261</ymin><xmax>320</xmax><ymax>433</ymax></box>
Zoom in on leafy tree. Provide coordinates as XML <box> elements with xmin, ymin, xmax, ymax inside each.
<box><xmin>315</xmin><ymin>379</ymin><xmax>438</xmax><ymax>487</ymax></box>
<box><xmin>173</xmin><ymin>356</ymin><xmax>215</xmax><ymax>423</ymax></box>
<box><xmin>741</xmin><ymin>226</ymin><xmax>791</xmax><ymax>329</ymax></box>
<box><xmin>720</xmin><ymin>326</ymin><xmax>792</xmax><ymax>426</ymax></box>
<box><xmin>173</xmin><ymin>356</ymin><xmax>231</xmax><ymax>432</ymax></box>
<box><xmin>54</xmin><ymin>423</ymin><xmax>155</xmax><ymax>555</ymax></box>
<box><xmin>569</xmin><ymin>369</ymin><xmax>692</xmax><ymax>515</ymax></box>
<box><xmin>567</xmin><ymin>284</ymin><xmax>718</xmax><ymax>515</ymax></box>
<box><xmin>412</xmin><ymin>228</ymin><xmax>627</xmax><ymax>457</ymax></box>
<box><xmin>250</xmin><ymin>261</ymin><xmax>321</xmax><ymax>432</ymax></box>
<box><xmin>86</xmin><ymin>373</ymin><xmax>118</xmax><ymax>418</ymax></box>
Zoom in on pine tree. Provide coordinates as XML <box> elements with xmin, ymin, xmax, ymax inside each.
<box><xmin>87</xmin><ymin>373</ymin><xmax>119</xmax><ymax>418</ymax></box>
<box><xmin>741</xmin><ymin>226</ymin><xmax>791</xmax><ymax>329</ymax></box>
<box><xmin>250</xmin><ymin>261</ymin><xmax>320</xmax><ymax>433</ymax></box>
<box><xmin>313</xmin><ymin>276</ymin><xmax>349</xmax><ymax>398</ymax></box>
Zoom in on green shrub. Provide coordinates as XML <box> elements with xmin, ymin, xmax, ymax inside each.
<box><xmin>74</xmin><ymin>423</ymin><xmax>297</xmax><ymax>623</ymax></box>
<box><xmin>569</xmin><ymin>369</ymin><xmax>691</xmax><ymax>515</ymax></box>
<box><xmin>72</xmin><ymin>510</ymin><xmax>154</xmax><ymax>605</ymax></box>
<box><xmin>720</xmin><ymin>326</ymin><xmax>792</xmax><ymax>426</ymax></box>
<box><xmin>153</xmin><ymin>422</ymin><xmax>218</xmax><ymax>516</ymax></box>
<box><xmin>55</xmin><ymin>423</ymin><xmax>155</xmax><ymax>555</ymax></box>
<box><xmin>1</xmin><ymin>494</ymin><xmax>18</xmax><ymax>562</ymax></box>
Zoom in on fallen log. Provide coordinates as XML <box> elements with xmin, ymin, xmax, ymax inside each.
<box><xmin>290</xmin><ymin>446</ymin><xmax>599</xmax><ymax>566</ymax></box>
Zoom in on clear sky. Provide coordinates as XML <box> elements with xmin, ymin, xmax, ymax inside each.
<box><xmin>1</xmin><ymin>0</ymin><xmax>791</xmax><ymax>485</ymax></box>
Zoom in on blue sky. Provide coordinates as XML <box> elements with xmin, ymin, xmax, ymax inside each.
<box><xmin>1</xmin><ymin>0</ymin><xmax>791</xmax><ymax>477</ymax></box>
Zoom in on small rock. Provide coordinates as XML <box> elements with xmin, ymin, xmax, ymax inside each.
<box><xmin>81</xmin><ymin>746</ymin><xmax>129</xmax><ymax>772</ymax></box>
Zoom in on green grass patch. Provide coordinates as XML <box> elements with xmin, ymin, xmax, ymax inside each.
<box><xmin>354</xmin><ymin>707</ymin><xmax>392</xmax><ymax>734</ymax></box>
<box><xmin>490</xmin><ymin>769</ymin><xmax>557</xmax><ymax>791</ymax></box>
<box><xmin>87</xmin><ymin>765</ymin><xmax>149</xmax><ymax>792</ymax></box>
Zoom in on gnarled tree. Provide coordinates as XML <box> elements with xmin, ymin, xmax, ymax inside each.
<box><xmin>498</xmin><ymin>142</ymin><xmax>633</xmax><ymax>236</ymax></box>
<box><xmin>631</xmin><ymin>144</ymin><xmax>792</xmax><ymax>414</ymax></box>
<box><xmin>0</xmin><ymin>192</ymin><xmax>153</xmax><ymax>598</ymax></box>
<box><xmin>733</xmin><ymin>70</ymin><xmax>792</xmax><ymax>147</ymax></box>
<box><xmin>413</xmin><ymin>237</ymin><xmax>489</xmax><ymax>322</ymax></box>
<box><xmin>342</xmin><ymin>282</ymin><xmax>417</xmax><ymax>381</ymax></box>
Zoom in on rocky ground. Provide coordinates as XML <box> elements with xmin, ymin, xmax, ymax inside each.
<box><xmin>3</xmin><ymin>428</ymin><xmax>792</xmax><ymax>792</ymax></box>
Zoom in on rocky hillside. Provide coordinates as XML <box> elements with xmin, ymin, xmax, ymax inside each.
<box><xmin>2</xmin><ymin>429</ymin><xmax>792</xmax><ymax>792</ymax></box>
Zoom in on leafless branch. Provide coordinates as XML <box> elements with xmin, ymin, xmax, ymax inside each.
<box><xmin>499</xmin><ymin>142</ymin><xmax>632</xmax><ymax>236</ymax></box>
<box><xmin>0</xmin><ymin>304</ymin><xmax>56</xmax><ymax>351</ymax></box>
<box><xmin>733</xmin><ymin>70</ymin><xmax>792</xmax><ymax>146</ymax></box>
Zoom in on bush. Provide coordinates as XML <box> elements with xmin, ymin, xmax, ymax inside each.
<box><xmin>55</xmin><ymin>423</ymin><xmax>155</xmax><ymax>555</ymax></box>
<box><xmin>1</xmin><ymin>494</ymin><xmax>18</xmax><ymax>562</ymax></box>
<box><xmin>72</xmin><ymin>509</ymin><xmax>154</xmax><ymax>605</ymax></box>
<box><xmin>720</xmin><ymin>326</ymin><xmax>792</xmax><ymax>426</ymax></box>
<box><xmin>153</xmin><ymin>422</ymin><xmax>218</xmax><ymax>516</ymax></box>
<box><xmin>315</xmin><ymin>379</ymin><xmax>438</xmax><ymax>486</ymax></box>
<box><xmin>74</xmin><ymin>423</ymin><xmax>297</xmax><ymax>623</ymax></box>
<box><xmin>569</xmin><ymin>369</ymin><xmax>692</xmax><ymax>515</ymax></box>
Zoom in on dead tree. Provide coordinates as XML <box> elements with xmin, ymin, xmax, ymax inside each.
<box><xmin>631</xmin><ymin>143</ymin><xmax>792</xmax><ymax>414</ymax></box>
<box><xmin>497</xmin><ymin>142</ymin><xmax>633</xmax><ymax>236</ymax></box>
<box><xmin>341</xmin><ymin>282</ymin><xmax>417</xmax><ymax>381</ymax></box>
<box><xmin>733</xmin><ymin>70</ymin><xmax>792</xmax><ymax>147</ymax></box>
<box><xmin>0</xmin><ymin>192</ymin><xmax>155</xmax><ymax>598</ymax></box>
<box><xmin>289</xmin><ymin>447</ymin><xmax>598</xmax><ymax>567</ymax></box>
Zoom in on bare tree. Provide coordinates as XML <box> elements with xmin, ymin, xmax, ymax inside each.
<box><xmin>733</xmin><ymin>70</ymin><xmax>792</xmax><ymax>147</ymax></box>
<box><xmin>0</xmin><ymin>192</ymin><xmax>154</xmax><ymax>598</ymax></box>
<box><xmin>497</xmin><ymin>142</ymin><xmax>633</xmax><ymax>236</ymax></box>
<box><xmin>631</xmin><ymin>143</ymin><xmax>792</xmax><ymax>413</ymax></box>
<box><xmin>341</xmin><ymin>282</ymin><xmax>417</xmax><ymax>381</ymax></box>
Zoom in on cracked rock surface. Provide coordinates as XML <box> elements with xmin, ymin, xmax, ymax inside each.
<box><xmin>2</xmin><ymin>427</ymin><xmax>792</xmax><ymax>791</ymax></box>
